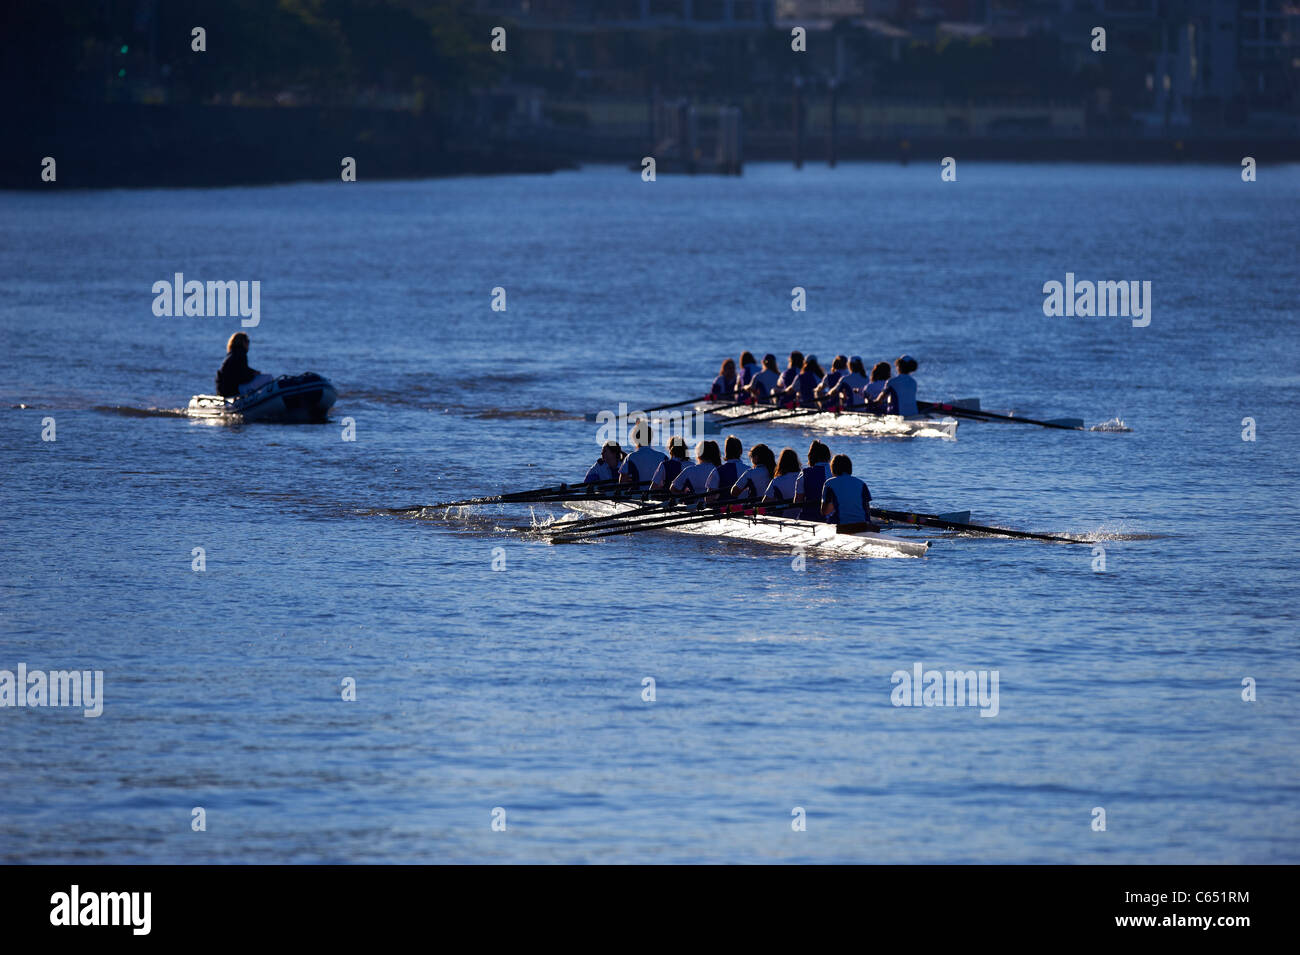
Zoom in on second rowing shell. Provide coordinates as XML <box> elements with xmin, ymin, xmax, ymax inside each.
<box><xmin>560</xmin><ymin>500</ymin><xmax>931</xmax><ymax>558</ymax></box>
<box><xmin>696</xmin><ymin>401</ymin><xmax>959</xmax><ymax>439</ymax></box>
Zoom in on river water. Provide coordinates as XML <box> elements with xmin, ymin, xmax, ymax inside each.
<box><xmin>2</xmin><ymin>162</ymin><xmax>1298</xmax><ymax>862</ymax></box>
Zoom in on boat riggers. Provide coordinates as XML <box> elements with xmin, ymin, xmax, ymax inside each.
<box><xmin>391</xmin><ymin>479</ymin><xmax>652</xmax><ymax>513</ymax></box>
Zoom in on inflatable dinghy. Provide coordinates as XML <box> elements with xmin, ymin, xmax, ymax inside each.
<box><xmin>188</xmin><ymin>373</ymin><xmax>337</xmax><ymax>423</ymax></box>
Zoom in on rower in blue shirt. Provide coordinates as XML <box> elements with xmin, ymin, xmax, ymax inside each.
<box><xmin>891</xmin><ymin>354</ymin><xmax>920</xmax><ymax>416</ymax></box>
<box><xmin>792</xmin><ymin>440</ymin><xmax>832</xmax><ymax>521</ymax></box>
<box><xmin>583</xmin><ymin>441</ymin><xmax>624</xmax><ymax>484</ymax></box>
<box><xmin>649</xmin><ymin>435</ymin><xmax>689</xmax><ymax>490</ymax></box>
<box><xmin>821</xmin><ymin>454</ymin><xmax>875</xmax><ymax>527</ymax></box>
<box><xmin>619</xmin><ymin>418</ymin><xmax>666</xmax><ymax>486</ymax></box>
<box><xmin>710</xmin><ymin>358</ymin><xmax>739</xmax><ymax>399</ymax></box>
<box><xmin>705</xmin><ymin>435</ymin><xmax>744</xmax><ymax>500</ymax></box>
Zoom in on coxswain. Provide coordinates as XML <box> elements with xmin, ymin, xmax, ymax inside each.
<box><xmin>649</xmin><ymin>435</ymin><xmax>689</xmax><ymax>490</ymax></box>
<box><xmin>618</xmin><ymin>418</ymin><xmax>666</xmax><ymax>486</ymax></box>
<box><xmin>731</xmin><ymin>443</ymin><xmax>776</xmax><ymax>502</ymax></box>
<box><xmin>792</xmin><ymin>440</ymin><xmax>832</xmax><ymax>521</ymax></box>
<box><xmin>891</xmin><ymin>354</ymin><xmax>920</xmax><ymax>416</ymax></box>
<box><xmin>705</xmin><ymin>435</ymin><xmax>745</xmax><ymax>500</ymax></box>
<box><xmin>670</xmin><ymin>440</ymin><xmax>722</xmax><ymax>496</ymax></box>
<box><xmin>821</xmin><ymin>454</ymin><xmax>875</xmax><ymax>527</ymax></box>
<box><xmin>583</xmin><ymin>441</ymin><xmax>624</xmax><ymax>485</ymax></box>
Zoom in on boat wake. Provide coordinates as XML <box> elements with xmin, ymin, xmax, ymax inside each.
<box><xmin>94</xmin><ymin>405</ymin><xmax>189</xmax><ymax>418</ymax></box>
<box><xmin>1091</xmin><ymin>417</ymin><xmax>1132</xmax><ymax>432</ymax></box>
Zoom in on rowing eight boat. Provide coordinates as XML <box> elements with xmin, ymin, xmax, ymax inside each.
<box><xmin>560</xmin><ymin>500</ymin><xmax>930</xmax><ymax>558</ymax></box>
<box><xmin>695</xmin><ymin>401</ymin><xmax>959</xmax><ymax>439</ymax></box>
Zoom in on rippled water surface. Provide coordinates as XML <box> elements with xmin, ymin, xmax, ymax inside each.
<box><xmin>2</xmin><ymin>163</ymin><xmax>1299</xmax><ymax>862</ymax></box>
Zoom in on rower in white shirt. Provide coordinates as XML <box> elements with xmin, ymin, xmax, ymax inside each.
<box><xmin>618</xmin><ymin>418</ymin><xmax>666</xmax><ymax>486</ymax></box>
<box><xmin>820</xmin><ymin>454</ymin><xmax>875</xmax><ymax>527</ymax></box>
<box><xmin>670</xmin><ymin>440</ymin><xmax>722</xmax><ymax>496</ymax></box>
<box><xmin>743</xmin><ymin>354</ymin><xmax>781</xmax><ymax>403</ymax></box>
<box><xmin>731</xmin><ymin>443</ymin><xmax>776</xmax><ymax>502</ymax></box>
<box><xmin>891</xmin><ymin>354</ymin><xmax>920</xmax><ymax>416</ymax></box>
<box><xmin>831</xmin><ymin>355</ymin><xmax>869</xmax><ymax>408</ymax></box>
<box><xmin>761</xmin><ymin>447</ymin><xmax>803</xmax><ymax>513</ymax></box>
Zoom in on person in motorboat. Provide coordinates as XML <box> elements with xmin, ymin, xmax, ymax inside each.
<box><xmin>821</xmin><ymin>454</ymin><xmax>876</xmax><ymax>527</ymax></box>
<box><xmin>710</xmin><ymin>358</ymin><xmax>738</xmax><ymax>400</ymax></box>
<box><xmin>793</xmin><ymin>440</ymin><xmax>833</xmax><ymax>521</ymax></box>
<box><xmin>583</xmin><ymin>441</ymin><xmax>625</xmax><ymax>485</ymax></box>
<box><xmin>731</xmin><ymin>443</ymin><xmax>776</xmax><ymax>503</ymax></box>
<box><xmin>862</xmin><ymin>362</ymin><xmax>900</xmax><ymax>415</ymax></box>
<box><xmin>619</xmin><ymin>418</ymin><xmax>667</xmax><ymax>486</ymax></box>
<box><xmin>649</xmin><ymin>435</ymin><xmax>689</xmax><ymax>490</ymax></box>
<box><xmin>761</xmin><ymin>447</ymin><xmax>803</xmax><ymax>513</ymax></box>
<box><xmin>891</xmin><ymin>354</ymin><xmax>920</xmax><ymax>416</ymax></box>
<box><xmin>670</xmin><ymin>440</ymin><xmax>722</xmax><ymax>496</ymax></box>
<box><xmin>742</xmin><ymin>354</ymin><xmax>781</xmax><ymax>403</ymax></box>
<box><xmin>216</xmin><ymin>332</ymin><xmax>273</xmax><ymax>398</ymax></box>
<box><xmin>831</xmin><ymin>356</ymin><xmax>870</xmax><ymax>408</ymax></box>
<box><xmin>705</xmin><ymin>435</ymin><xmax>745</xmax><ymax>500</ymax></box>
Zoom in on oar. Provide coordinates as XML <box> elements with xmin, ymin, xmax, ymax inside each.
<box><xmin>870</xmin><ymin>508</ymin><xmax>1083</xmax><ymax>544</ymax></box>
<box><xmin>552</xmin><ymin>491</ymin><xmax>742</xmax><ymax>533</ymax></box>
<box><xmin>551</xmin><ymin>504</ymin><xmax>759</xmax><ymax>543</ymax></box>
<box><xmin>919</xmin><ymin>401</ymin><xmax>1084</xmax><ymax>431</ymax></box>
<box><xmin>387</xmin><ymin>479</ymin><xmax>650</xmax><ymax>513</ymax></box>
<box><xmin>583</xmin><ymin>395</ymin><xmax>713</xmax><ymax>421</ymax></box>
<box><xmin>726</xmin><ymin>404</ymin><xmax>834</xmax><ymax>427</ymax></box>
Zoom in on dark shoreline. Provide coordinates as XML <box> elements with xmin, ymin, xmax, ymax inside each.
<box><xmin>6</xmin><ymin>103</ymin><xmax>1297</xmax><ymax>191</ymax></box>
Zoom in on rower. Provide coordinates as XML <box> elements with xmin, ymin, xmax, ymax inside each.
<box><xmin>670</xmin><ymin>440</ymin><xmax>722</xmax><ymax>496</ymax></box>
<box><xmin>649</xmin><ymin>435</ymin><xmax>689</xmax><ymax>490</ymax></box>
<box><xmin>743</xmin><ymin>354</ymin><xmax>781</xmax><ymax>403</ymax></box>
<box><xmin>618</xmin><ymin>418</ymin><xmax>666</xmax><ymax>486</ymax></box>
<box><xmin>891</xmin><ymin>354</ymin><xmax>920</xmax><ymax>416</ymax></box>
<box><xmin>710</xmin><ymin>358</ymin><xmax>738</xmax><ymax>400</ymax></box>
<box><xmin>773</xmin><ymin>351</ymin><xmax>804</xmax><ymax>402</ymax></box>
<box><xmin>760</xmin><ymin>447</ymin><xmax>802</xmax><ymax>513</ymax></box>
<box><xmin>737</xmin><ymin>351</ymin><xmax>760</xmax><ymax>393</ymax></box>
<box><xmin>705</xmin><ymin>435</ymin><xmax>744</xmax><ymax>500</ymax></box>
<box><xmin>832</xmin><ymin>356</ymin><xmax>869</xmax><ymax>408</ymax></box>
<box><xmin>792</xmin><ymin>440</ymin><xmax>832</xmax><ymax>521</ymax></box>
<box><xmin>814</xmin><ymin>355</ymin><xmax>849</xmax><ymax>406</ymax></box>
<box><xmin>821</xmin><ymin>454</ymin><xmax>876</xmax><ymax>528</ymax></box>
<box><xmin>583</xmin><ymin>441</ymin><xmax>625</xmax><ymax>485</ymax></box>
<box><xmin>774</xmin><ymin>354</ymin><xmax>821</xmax><ymax>407</ymax></box>
<box><xmin>731</xmin><ymin>443</ymin><xmax>775</xmax><ymax>502</ymax></box>
<box><xmin>863</xmin><ymin>361</ymin><xmax>899</xmax><ymax>415</ymax></box>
